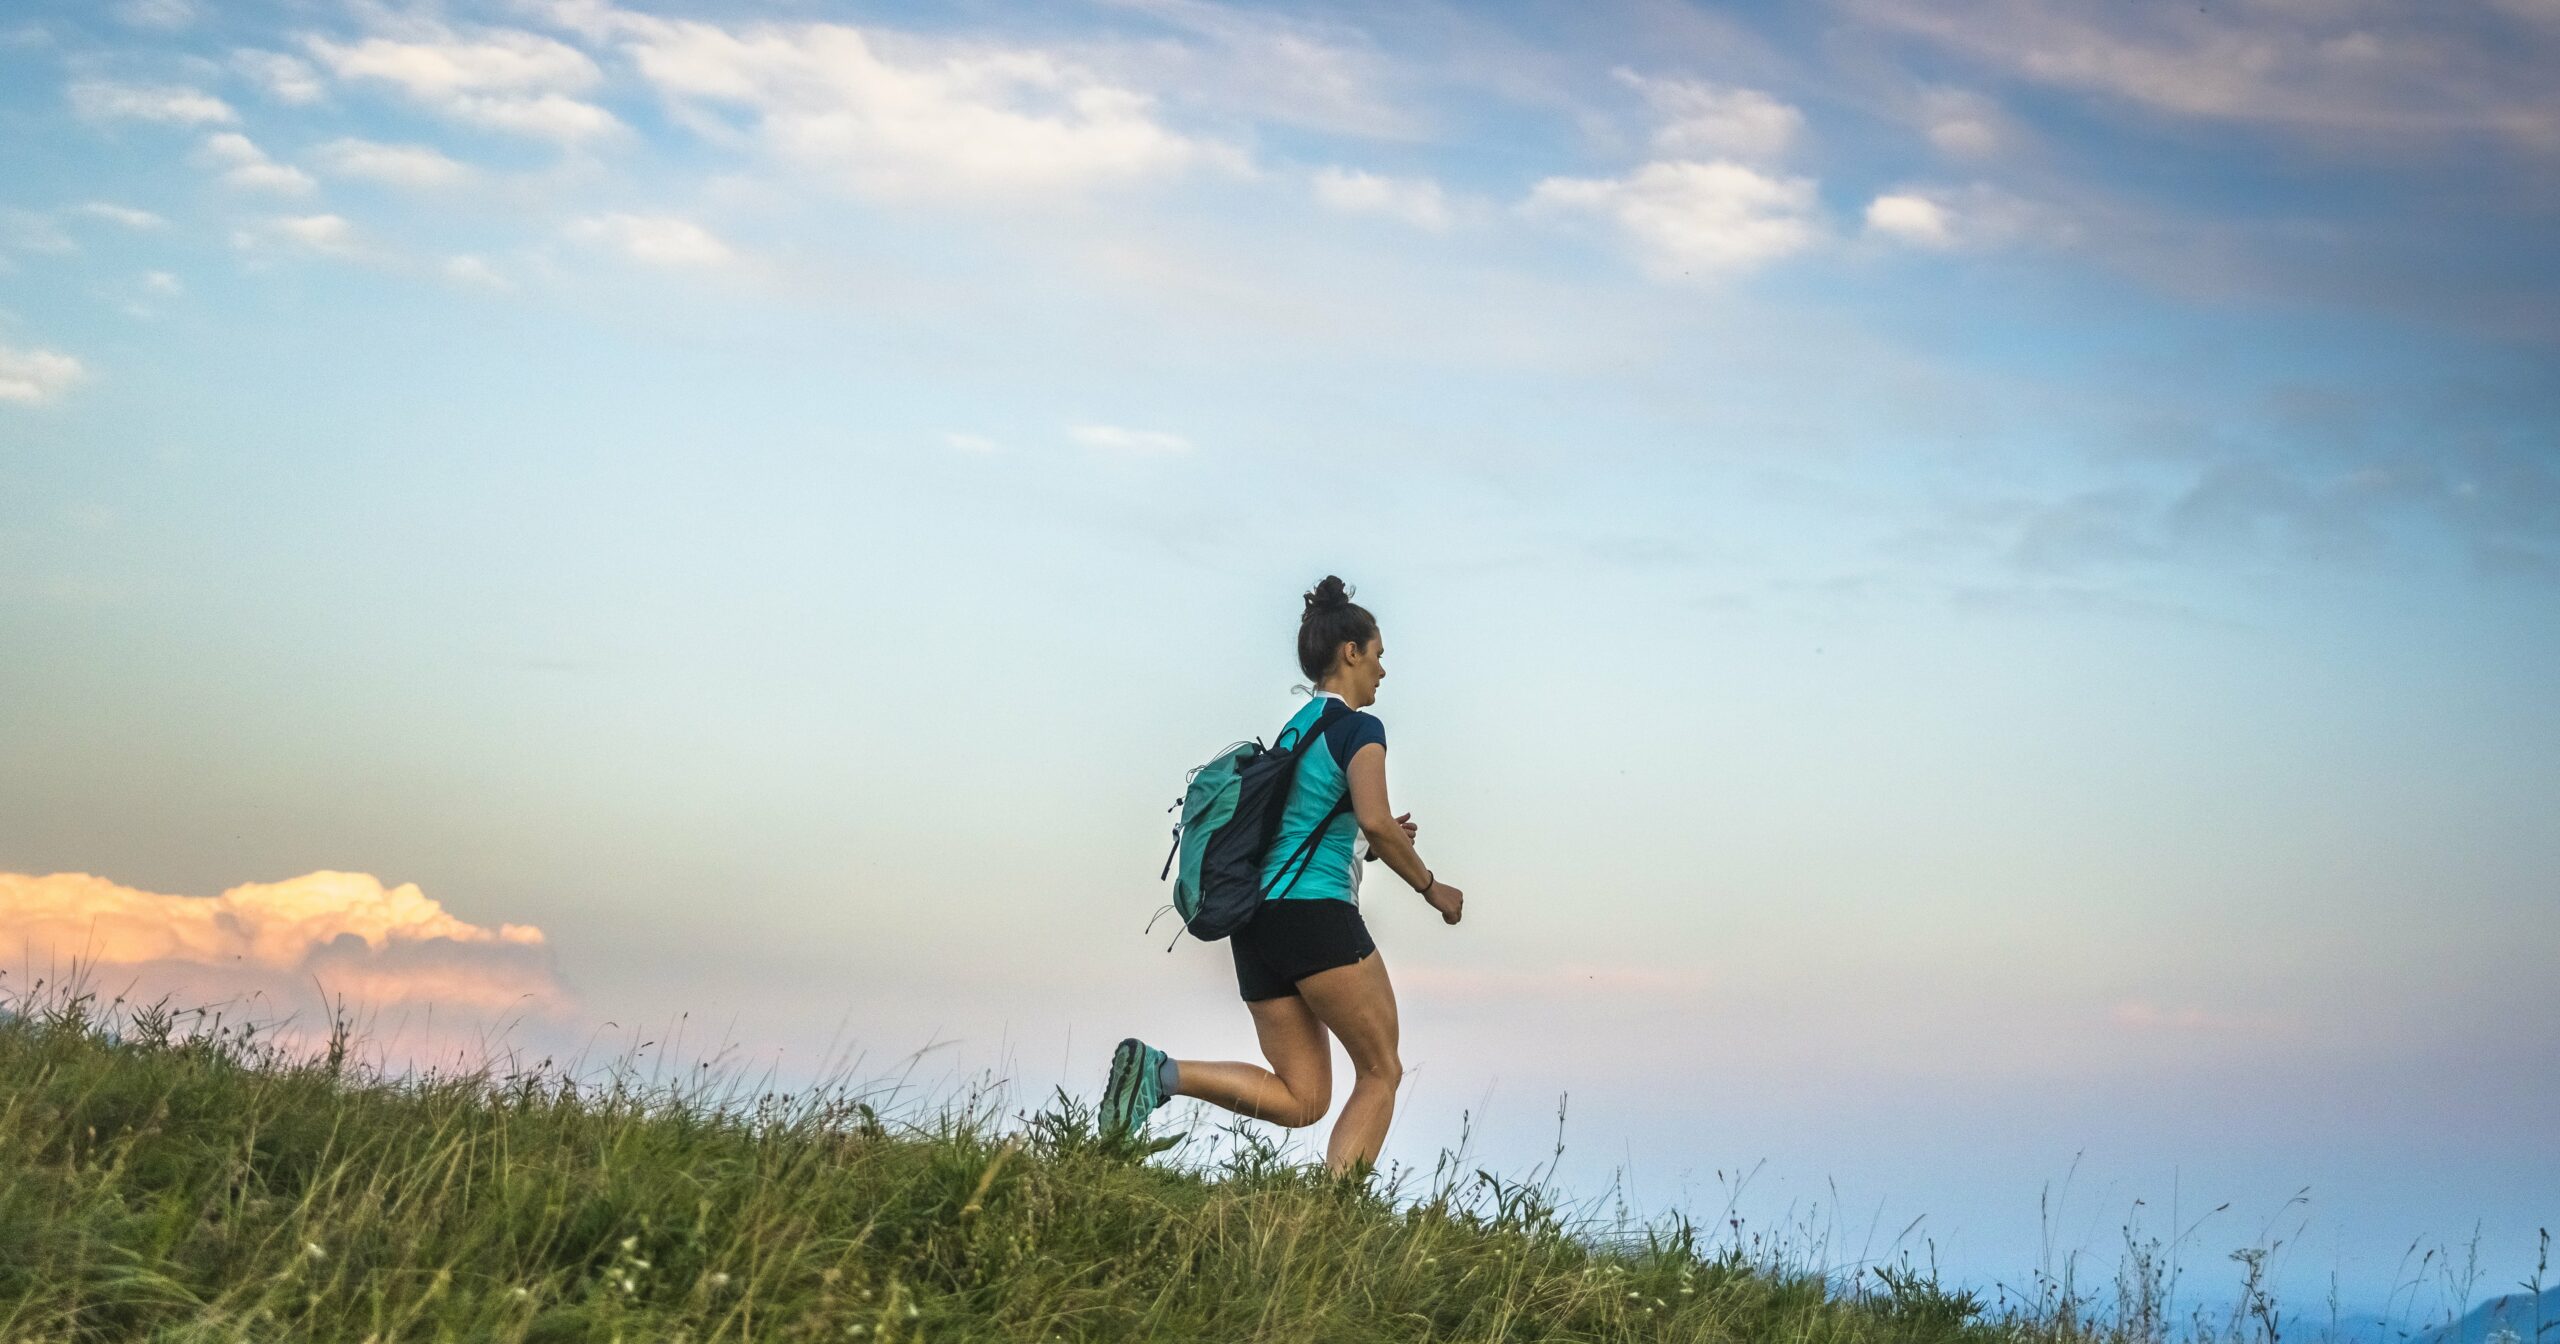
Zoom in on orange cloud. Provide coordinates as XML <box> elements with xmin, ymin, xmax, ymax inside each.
<box><xmin>0</xmin><ymin>870</ymin><xmax>572</xmax><ymax>1062</ymax></box>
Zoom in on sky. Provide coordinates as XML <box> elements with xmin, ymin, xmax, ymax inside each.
<box><xmin>2</xmin><ymin>0</ymin><xmax>2556</xmax><ymax>1330</ymax></box>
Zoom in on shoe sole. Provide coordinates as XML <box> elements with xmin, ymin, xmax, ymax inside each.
<box><xmin>1103</xmin><ymin>1037</ymin><xmax>1144</xmax><ymax>1136</ymax></box>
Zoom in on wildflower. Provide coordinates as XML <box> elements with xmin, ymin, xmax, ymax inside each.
<box><xmin>303</xmin><ymin>1242</ymin><xmax>326</xmax><ymax>1261</ymax></box>
<box><xmin>633</xmin><ymin>1258</ymin><xmax>651</xmax><ymax>1271</ymax></box>
<box><xmin>620</xmin><ymin>1236</ymin><xmax>638</xmax><ymax>1253</ymax></box>
<box><xmin>709</xmin><ymin>1272</ymin><xmax>732</xmax><ymax>1289</ymax></box>
<box><xmin>619</xmin><ymin>1275</ymin><xmax>636</xmax><ymax>1295</ymax></box>
<box><xmin>906</xmin><ymin>1304</ymin><xmax>921</xmax><ymax>1319</ymax></box>
<box><xmin>511</xmin><ymin>1287</ymin><xmax>532</xmax><ymax>1300</ymax></box>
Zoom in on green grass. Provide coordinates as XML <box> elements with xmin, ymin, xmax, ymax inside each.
<box><xmin>0</xmin><ymin>988</ymin><xmax>2397</xmax><ymax>1343</ymax></box>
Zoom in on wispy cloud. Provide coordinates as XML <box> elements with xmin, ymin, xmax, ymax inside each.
<box><xmin>306</xmin><ymin>23</ymin><xmax>622</xmax><ymax>142</ymax></box>
<box><xmin>78</xmin><ymin>202</ymin><xmax>168</xmax><ymax>229</ymax></box>
<box><xmin>568</xmin><ymin>213</ymin><xmax>734</xmax><ymax>267</ymax></box>
<box><xmin>67</xmin><ymin>80</ymin><xmax>236</xmax><ymax>125</ymax></box>
<box><xmin>1616</xmin><ymin>69</ymin><xmax>1804</xmax><ymax>161</ymax></box>
<box><xmin>1093</xmin><ymin>0</ymin><xmax>1421</xmax><ymax>140</ymax></box>
<box><xmin>233</xmin><ymin>213</ymin><xmax>365</xmax><ymax>260</ymax></box>
<box><xmin>233</xmin><ymin>48</ymin><xmax>327</xmax><ymax>105</ymax></box>
<box><xmin>1912</xmin><ymin>85</ymin><xmax>2016</xmax><ymax>159</ymax></box>
<box><xmin>199</xmin><ymin>132</ymin><xmax>316</xmax><ymax>194</ymax></box>
<box><xmin>111</xmin><ymin>0</ymin><xmax>195</xmax><ymax>31</ymax></box>
<box><xmin>1312</xmin><ymin>167</ymin><xmax>1451</xmax><ymax>231</ymax></box>
<box><xmin>311</xmin><ymin>138</ymin><xmax>473</xmax><ymax>189</ymax></box>
<box><xmin>562</xmin><ymin>3</ymin><xmax>1243</xmax><ymax>200</ymax></box>
<box><xmin>1070</xmin><ymin>423</ymin><xmax>1191</xmax><ymax>452</ymax></box>
<box><xmin>1850</xmin><ymin>0</ymin><xmax>2560</xmax><ymax>148</ymax></box>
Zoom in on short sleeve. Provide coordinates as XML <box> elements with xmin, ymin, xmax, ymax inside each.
<box><xmin>1325</xmin><ymin>710</ymin><xmax>1386</xmax><ymax>768</ymax></box>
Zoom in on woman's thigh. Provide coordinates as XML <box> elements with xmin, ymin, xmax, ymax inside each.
<box><xmin>1247</xmin><ymin>992</ymin><xmax>1333</xmax><ymax>1102</ymax></box>
<box><xmin>1294</xmin><ymin>952</ymin><xmax>1399</xmax><ymax>1073</ymax></box>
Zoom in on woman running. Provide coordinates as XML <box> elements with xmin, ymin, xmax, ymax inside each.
<box><xmin>1102</xmin><ymin>575</ymin><xmax>1465</xmax><ymax>1175</ymax></box>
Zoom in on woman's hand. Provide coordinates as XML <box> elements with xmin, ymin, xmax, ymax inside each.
<box><xmin>1424</xmin><ymin>880</ymin><xmax>1464</xmax><ymax>925</ymax></box>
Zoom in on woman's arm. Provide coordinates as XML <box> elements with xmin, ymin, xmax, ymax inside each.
<box><xmin>1345</xmin><ymin>742</ymin><xmax>1464</xmax><ymax>924</ymax></box>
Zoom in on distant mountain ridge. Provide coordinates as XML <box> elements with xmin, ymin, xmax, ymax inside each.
<box><xmin>2413</xmin><ymin>1289</ymin><xmax>2559</xmax><ymax>1344</ymax></box>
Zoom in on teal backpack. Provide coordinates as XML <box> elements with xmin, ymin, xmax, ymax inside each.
<box><xmin>1157</xmin><ymin>700</ymin><xmax>1356</xmax><ymax>941</ymax></box>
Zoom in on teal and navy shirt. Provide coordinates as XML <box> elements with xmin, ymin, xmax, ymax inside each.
<box><xmin>1259</xmin><ymin>692</ymin><xmax>1388</xmax><ymax>904</ymax></box>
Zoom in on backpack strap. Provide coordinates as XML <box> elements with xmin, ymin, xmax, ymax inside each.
<box><xmin>1275</xmin><ymin>696</ymin><xmax>1352</xmax><ymax>755</ymax></box>
<box><xmin>1261</xmin><ymin>699</ymin><xmax>1363</xmax><ymax>899</ymax></box>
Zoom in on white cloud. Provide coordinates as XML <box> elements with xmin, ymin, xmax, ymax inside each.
<box><xmin>1617</xmin><ymin>69</ymin><xmax>1805</xmax><ymax>161</ymax></box>
<box><xmin>1865</xmin><ymin>183</ymin><xmax>2058</xmax><ymax>252</ymax></box>
<box><xmin>68</xmin><ymin>80</ymin><xmax>236</xmax><ymax>125</ymax></box>
<box><xmin>312</xmin><ymin>138</ymin><xmax>472</xmax><ymax>189</ymax></box>
<box><xmin>1312</xmin><ymin>167</ymin><xmax>1451</xmax><ymax>232</ymax></box>
<box><xmin>200</xmin><ymin>132</ymin><xmax>316</xmax><ymax>194</ymax></box>
<box><xmin>943</xmin><ymin>431</ymin><xmax>997</xmax><ymax>453</ymax></box>
<box><xmin>571</xmin><ymin>4</ymin><xmax>1240</xmax><ymax>199</ymax></box>
<box><xmin>234</xmin><ymin>48</ymin><xmax>327</xmax><ymax>105</ymax></box>
<box><xmin>1865</xmin><ymin>192</ymin><xmax>1956</xmax><ymax>247</ymax></box>
<box><xmin>0</xmin><ymin>346</ymin><xmax>85</xmax><ymax>404</ymax></box>
<box><xmin>568</xmin><ymin>213</ymin><xmax>734</xmax><ymax>266</ymax></box>
<box><xmin>278</xmin><ymin>214</ymin><xmax>356</xmax><ymax>251</ymax></box>
<box><xmin>79</xmin><ymin>202</ymin><xmax>168</xmax><ymax>229</ymax></box>
<box><xmin>235</xmin><ymin>213</ymin><xmax>363</xmax><ymax>259</ymax></box>
<box><xmin>1071</xmin><ymin>423</ymin><xmax>1191</xmax><ymax>452</ymax></box>
<box><xmin>1528</xmin><ymin>160</ymin><xmax>1822</xmax><ymax>279</ymax></box>
<box><xmin>309</xmin><ymin>26</ymin><xmax>600</xmax><ymax>97</ymax></box>
<box><xmin>305</xmin><ymin>26</ymin><xmax>622</xmax><ymax>143</ymax></box>
<box><xmin>454</xmin><ymin>91</ymin><xmax>621</xmax><ymax>141</ymax></box>
<box><xmin>142</xmin><ymin>270</ymin><xmax>183</xmax><ymax>295</ymax></box>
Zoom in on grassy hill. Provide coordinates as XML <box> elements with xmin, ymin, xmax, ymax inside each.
<box><xmin>0</xmin><ymin>991</ymin><xmax>2343</xmax><ymax>1343</ymax></box>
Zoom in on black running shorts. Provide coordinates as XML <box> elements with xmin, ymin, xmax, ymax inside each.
<box><xmin>1231</xmin><ymin>898</ymin><xmax>1376</xmax><ymax>1002</ymax></box>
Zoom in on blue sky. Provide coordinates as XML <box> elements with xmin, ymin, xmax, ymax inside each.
<box><xmin>3</xmin><ymin>0</ymin><xmax>2555</xmax><ymax>1326</ymax></box>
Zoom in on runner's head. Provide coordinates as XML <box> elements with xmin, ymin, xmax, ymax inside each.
<box><xmin>1299</xmin><ymin>575</ymin><xmax>1384</xmax><ymax>704</ymax></box>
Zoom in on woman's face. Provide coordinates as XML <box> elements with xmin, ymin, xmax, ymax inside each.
<box><xmin>1338</xmin><ymin>632</ymin><xmax>1386</xmax><ymax>704</ymax></box>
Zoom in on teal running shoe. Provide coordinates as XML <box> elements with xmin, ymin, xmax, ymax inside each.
<box><xmin>1101</xmin><ymin>1037</ymin><xmax>1168</xmax><ymax>1140</ymax></box>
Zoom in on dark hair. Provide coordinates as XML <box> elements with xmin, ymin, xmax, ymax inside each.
<box><xmin>1297</xmin><ymin>575</ymin><xmax>1379</xmax><ymax>683</ymax></box>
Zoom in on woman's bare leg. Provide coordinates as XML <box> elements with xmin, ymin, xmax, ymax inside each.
<box><xmin>1167</xmin><ymin>995</ymin><xmax>1333</xmax><ymax>1128</ymax></box>
<box><xmin>1294</xmin><ymin>951</ymin><xmax>1401</xmax><ymax>1175</ymax></box>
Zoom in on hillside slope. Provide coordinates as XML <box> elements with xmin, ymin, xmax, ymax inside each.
<box><xmin>0</xmin><ymin>998</ymin><xmax>2261</xmax><ymax>1343</ymax></box>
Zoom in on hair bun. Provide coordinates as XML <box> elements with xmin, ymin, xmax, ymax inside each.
<box><xmin>1305</xmin><ymin>575</ymin><xmax>1353</xmax><ymax>611</ymax></box>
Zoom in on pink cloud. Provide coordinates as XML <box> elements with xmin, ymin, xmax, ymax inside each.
<box><xmin>0</xmin><ymin>870</ymin><xmax>572</xmax><ymax>1066</ymax></box>
<box><xmin>2106</xmin><ymin>996</ymin><xmax>2285</xmax><ymax>1033</ymax></box>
